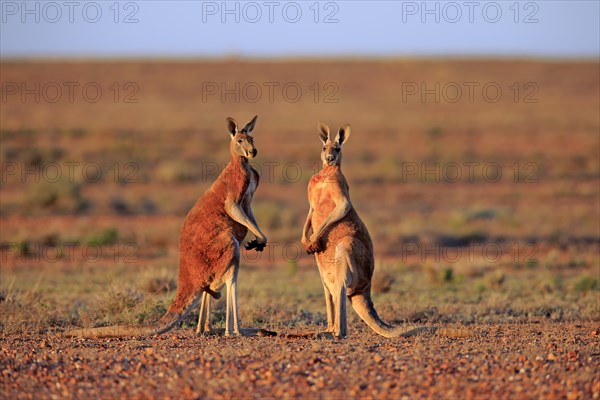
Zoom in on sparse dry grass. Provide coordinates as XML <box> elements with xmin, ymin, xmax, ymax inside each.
<box><xmin>0</xmin><ymin>59</ymin><xmax>598</xmax><ymax>399</ymax></box>
<box><xmin>1</xmin><ymin>254</ymin><xmax>597</xmax><ymax>336</ymax></box>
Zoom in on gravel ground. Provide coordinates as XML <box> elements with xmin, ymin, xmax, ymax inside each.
<box><xmin>1</xmin><ymin>322</ymin><xmax>598</xmax><ymax>399</ymax></box>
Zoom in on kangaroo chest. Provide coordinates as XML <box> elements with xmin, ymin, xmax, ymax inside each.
<box><xmin>310</xmin><ymin>183</ymin><xmax>334</xmax><ymax>208</ymax></box>
<box><xmin>309</xmin><ymin>182</ymin><xmax>338</xmax><ymax>227</ymax></box>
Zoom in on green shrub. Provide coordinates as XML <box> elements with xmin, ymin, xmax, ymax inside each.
<box><xmin>87</xmin><ymin>228</ymin><xmax>119</xmax><ymax>246</ymax></box>
<box><xmin>443</xmin><ymin>267</ymin><xmax>455</xmax><ymax>283</ymax></box>
<box><xmin>574</xmin><ymin>277</ymin><xmax>598</xmax><ymax>292</ymax></box>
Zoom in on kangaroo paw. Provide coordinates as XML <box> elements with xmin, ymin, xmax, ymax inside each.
<box><xmin>245</xmin><ymin>239</ymin><xmax>266</xmax><ymax>252</ymax></box>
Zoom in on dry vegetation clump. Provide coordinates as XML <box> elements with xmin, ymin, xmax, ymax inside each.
<box><xmin>153</xmin><ymin>160</ymin><xmax>196</xmax><ymax>183</ymax></box>
<box><xmin>371</xmin><ymin>261</ymin><xmax>397</xmax><ymax>294</ymax></box>
<box><xmin>142</xmin><ymin>269</ymin><xmax>177</xmax><ymax>294</ymax></box>
<box><xmin>25</xmin><ymin>179</ymin><xmax>89</xmax><ymax>214</ymax></box>
<box><xmin>0</xmin><ymin>284</ymin><xmax>79</xmax><ymax>334</ymax></box>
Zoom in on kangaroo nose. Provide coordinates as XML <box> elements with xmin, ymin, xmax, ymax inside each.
<box><xmin>326</xmin><ymin>155</ymin><xmax>334</xmax><ymax>162</ymax></box>
<box><xmin>251</xmin><ymin>149</ymin><xmax>257</xmax><ymax>157</ymax></box>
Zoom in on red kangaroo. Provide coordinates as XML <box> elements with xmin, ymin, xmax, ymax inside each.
<box><xmin>301</xmin><ymin>122</ymin><xmax>472</xmax><ymax>339</ymax></box>
<box><xmin>66</xmin><ymin>116</ymin><xmax>268</xmax><ymax>338</ymax></box>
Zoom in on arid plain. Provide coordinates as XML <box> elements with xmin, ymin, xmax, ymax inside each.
<box><xmin>1</xmin><ymin>59</ymin><xmax>598</xmax><ymax>398</ymax></box>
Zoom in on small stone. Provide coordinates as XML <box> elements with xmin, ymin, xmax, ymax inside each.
<box><xmin>567</xmin><ymin>391</ymin><xmax>579</xmax><ymax>400</ymax></box>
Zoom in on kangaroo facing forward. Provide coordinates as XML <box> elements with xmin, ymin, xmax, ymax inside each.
<box><xmin>301</xmin><ymin>122</ymin><xmax>472</xmax><ymax>339</ymax></box>
<box><xmin>66</xmin><ymin>116</ymin><xmax>268</xmax><ymax>338</ymax></box>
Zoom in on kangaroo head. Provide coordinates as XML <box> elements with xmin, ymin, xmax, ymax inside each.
<box><xmin>318</xmin><ymin>122</ymin><xmax>350</xmax><ymax>167</ymax></box>
<box><xmin>227</xmin><ymin>115</ymin><xmax>258</xmax><ymax>159</ymax></box>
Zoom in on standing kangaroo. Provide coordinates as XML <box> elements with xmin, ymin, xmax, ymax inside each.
<box><xmin>301</xmin><ymin>122</ymin><xmax>472</xmax><ymax>339</ymax></box>
<box><xmin>66</xmin><ymin>116</ymin><xmax>268</xmax><ymax>338</ymax></box>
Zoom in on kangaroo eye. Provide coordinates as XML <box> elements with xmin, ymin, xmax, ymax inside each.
<box><xmin>238</xmin><ymin>139</ymin><xmax>243</xmax><ymax>143</ymax></box>
<box><xmin>322</xmin><ymin>147</ymin><xmax>326</xmax><ymax>151</ymax></box>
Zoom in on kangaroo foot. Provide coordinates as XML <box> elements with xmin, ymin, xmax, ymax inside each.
<box><xmin>197</xmin><ymin>329</ymin><xmax>220</xmax><ymax>337</ymax></box>
<box><xmin>196</xmin><ymin>328</ymin><xmax>277</xmax><ymax>337</ymax></box>
<box><xmin>240</xmin><ymin>328</ymin><xmax>277</xmax><ymax>337</ymax></box>
<box><xmin>285</xmin><ymin>331</ymin><xmax>336</xmax><ymax>340</ymax></box>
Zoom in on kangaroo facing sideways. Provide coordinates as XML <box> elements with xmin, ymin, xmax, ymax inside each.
<box><xmin>301</xmin><ymin>122</ymin><xmax>472</xmax><ymax>339</ymax></box>
<box><xmin>66</xmin><ymin>116</ymin><xmax>270</xmax><ymax>338</ymax></box>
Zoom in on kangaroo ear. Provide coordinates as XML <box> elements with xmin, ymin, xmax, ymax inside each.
<box><xmin>335</xmin><ymin>124</ymin><xmax>351</xmax><ymax>145</ymax></box>
<box><xmin>241</xmin><ymin>115</ymin><xmax>258</xmax><ymax>134</ymax></box>
<box><xmin>226</xmin><ymin>117</ymin><xmax>238</xmax><ymax>137</ymax></box>
<box><xmin>318</xmin><ymin>122</ymin><xmax>330</xmax><ymax>145</ymax></box>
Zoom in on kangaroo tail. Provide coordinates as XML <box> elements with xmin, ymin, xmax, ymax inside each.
<box><xmin>349</xmin><ymin>293</ymin><xmax>397</xmax><ymax>338</ymax></box>
<box><xmin>396</xmin><ymin>326</ymin><xmax>474</xmax><ymax>338</ymax></box>
<box><xmin>350</xmin><ymin>294</ymin><xmax>474</xmax><ymax>339</ymax></box>
<box><xmin>64</xmin><ymin>286</ymin><xmax>206</xmax><ymax>338</ymax></box>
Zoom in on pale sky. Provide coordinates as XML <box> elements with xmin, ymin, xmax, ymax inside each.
<box><xmin>1</xmin><ymin>1</ymin><xmax>599</xmax><ymax>58</ymax></box>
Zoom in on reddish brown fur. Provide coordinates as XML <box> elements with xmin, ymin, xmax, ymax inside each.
<box><xmin>65</xmin><ymin>116</ymin><xmax>265</xmax><ymax>338</ymax></box>
<box><xmin>302</xmin><ymin>122</ymin><xmax>473</xmax><ymax>339</ymax></box>
<box><xmin>307</xmin><ymin>165</ymin><xmax>374</xmax><ymax>297</ymax></box>
<box><xmin>164</xmin><ymin>141</ymin><xmax>258</xmax><ymax>321</ymax></box>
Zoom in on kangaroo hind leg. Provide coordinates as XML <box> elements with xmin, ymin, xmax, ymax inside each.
<box><xmin>329</xmin><ymin>242</ymin><xmax>355</xmax><ymax>338</ymax></box>
<box><xmin>224</xmin><ymin>240</ymin><xmax>241</xmax><ymax>337</ymax></box>
<box><xmin>225</xmin><ymin>268</ymin><xmax>240</xmax><ymax>337</ymax></box>
<box><xmin>317</xmin><ymin>259</ymin><xmax>335</xmax><ymax>333</ymax></box>
<box><xmin>196</xmin><ymin>291</ymin><xmax>213</xmax><ymax>334</ymax></box>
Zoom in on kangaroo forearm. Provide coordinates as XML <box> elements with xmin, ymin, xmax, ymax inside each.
<box><xmin>314</xmin><ymin>202</ymin><xmax>350</xmax><ymax>240</ymax></box>
<box><xmin>247</xmin><ymin>205</ymin><xmax>259</xmax><ymax>228</ymax></box>
<box><xmin>302</xmin><ymin>210</ymin><xmax>313</xmax><ymax>241</ymax></box>
<box><xmin>302</xmin><ymin>224</ymin><xmax>311</xmax><ymax>241</ymax></box>
<box><xmin>248</xmin><ymin>208</ymin><xmax>267</xmax><ymax>239</ymax></box>
<box><xmin>226</xmin><ymin>202</ymin><xmax>265</xmax><ymax>239</ymax></box>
